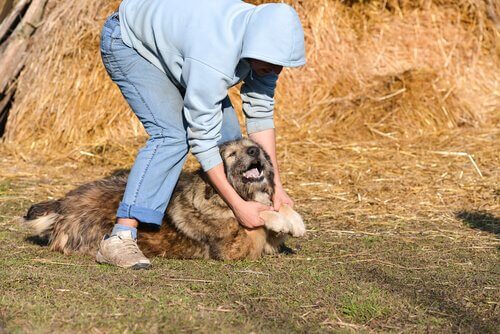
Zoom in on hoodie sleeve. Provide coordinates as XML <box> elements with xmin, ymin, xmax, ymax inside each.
<box><xmin>181</xmin><ymin>58</ymin><xmax>231</xmax><ymax>171</ymax></box>
<box><xmin>240</xmin><ymin>71</ymin><xmax>278</xmax><ymax>134</ymax></box>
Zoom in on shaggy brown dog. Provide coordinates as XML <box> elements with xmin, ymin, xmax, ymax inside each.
<box><xmin>23</xmin><ymin>138</ymin><xmax>305</xmax><ymax>260</ymax></box>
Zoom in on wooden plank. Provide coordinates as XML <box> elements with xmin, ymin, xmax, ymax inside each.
<box><xmin>0</xmin><ymin>0</ymin><xmax>47</xmax><ymax>93</ymax></box>
<box><xmin>0</xmin><ymin>38</ymin><xmax>26</xmax><ymax>93</ymax></box>
<box><xmin>0</xmin><ymin>0</ymin><xmax>15</xmax><ymax>23</ymax></box>
<box><xmin>0</xmin><ymin>86</ymin><xmax>14</xmax><ymax>136</ymax></box>
<box><xmin>0</xmin><ymin>0</ymin><xmax>31</xmax><ymax>43</ymax></box>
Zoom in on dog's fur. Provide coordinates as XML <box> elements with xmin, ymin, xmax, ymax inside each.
<box><xmin>22</xmin><ymin>138</ymin><xmax>305</xmax><ymax>260</ymax></box>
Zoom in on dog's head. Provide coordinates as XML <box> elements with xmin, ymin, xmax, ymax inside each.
<box><xmin>219</xmin><ymin>138</ymin><xmax>275</xmax><ymax>201</ymax></box>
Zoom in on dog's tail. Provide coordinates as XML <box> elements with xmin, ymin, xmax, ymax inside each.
<box><xmin>22</xmin><ymin>200</ymin><xmax>62</xmax><ymax>236</ymax></box>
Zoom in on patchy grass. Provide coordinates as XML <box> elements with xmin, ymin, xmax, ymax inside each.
<box><xmin>0</xmin><ymin>180</ymin><xmax>11</xmax><ymax>193</ymax></box>
<box><xmin>339</xmin><ymin>287</ymin><xmax>390</xmax><ymax>324</ymax></box>
<box><xmin>0</xmin><ymin>130</ymin><xmax>499</xmax><ymax>333</ymax></box>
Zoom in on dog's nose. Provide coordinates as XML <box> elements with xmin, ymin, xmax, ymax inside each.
<box><xmin>247</xmin><ymin>146</ymin><xmax>260</xmax><ymax>157</ymax></box>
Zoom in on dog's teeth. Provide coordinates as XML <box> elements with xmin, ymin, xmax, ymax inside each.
<box><xmin>259</xmin><ymin>170</ymin><xmax>263</xmax><ymax>177</ymax></box>
<box><xmin>243</xmin><ymin>168</ymin><xmax>260</xmax><ymax>179</ymax></box>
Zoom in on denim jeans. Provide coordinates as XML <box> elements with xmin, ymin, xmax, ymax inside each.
<box><xmin>100</xmin><ymin>13</ymin><xmax>242</xmax><ymax>225</ymax></box>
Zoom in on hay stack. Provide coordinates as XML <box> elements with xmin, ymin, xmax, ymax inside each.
<box><xmin>1</xmin><ymin>0</ymin><xmax>499</xmax><ymax>159</ymax></box>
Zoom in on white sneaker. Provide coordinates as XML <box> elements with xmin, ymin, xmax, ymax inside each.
<box><xmin>96</xmin><ymin>230</ymin><xmax>151</xmax><ymax>269</ymax></box>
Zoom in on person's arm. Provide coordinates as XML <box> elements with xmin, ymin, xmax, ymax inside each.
<box><xmin>181</xmin><ymin>59</ymin><xmax>229</xmax><ymax>171</ymax></box>
<box><xmin>181</xmin><ymin>60</ymin><xmax>271</xmax><ymax>228</ymax></box>
<box><xmin>249</xmin><ymin>129</ymin><xmax>294</xmax><ymax>210</ymax></box>
<box><xmin>241</xmin><ymin>69</ymin><xmax>293</xmax><ymax>210</ymax></box>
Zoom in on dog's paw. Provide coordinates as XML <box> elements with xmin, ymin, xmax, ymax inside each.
<box><xmin>260</xmin><ymin>211</ymin><xmax>292</xmax><ymax>234</ymax></box>
<box><xmin>279</xmin><ymin>205</ymin><xmax>306</xmax><ymax>237</ymax></box>
<box><xmin>263</xmin><ymin>242</ymin><xmax>280</xmax><ymax>255</ymax></box>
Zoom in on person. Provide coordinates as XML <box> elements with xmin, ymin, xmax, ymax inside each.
<box><xmin>96</xmin><ymin>0</ymin><xmax>306</xmax><ymax>269</ymax></box>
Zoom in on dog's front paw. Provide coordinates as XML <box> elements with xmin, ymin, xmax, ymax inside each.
<box><xmin>279</xmin><ymin>205</ymin><xmax>306</xmax><ymax>237</ymax></box>
<box><xmin>260</xmin><ymin>211</ymin><xmax>292</xmax><ymax>234</ymax></box>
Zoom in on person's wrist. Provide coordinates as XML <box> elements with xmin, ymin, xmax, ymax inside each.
<box><xmin>273</xmin><ymin>172</ymin><xmax>282</xmax><ymax>186</ymax></box>
<box><xmin>227</xmin><ymin>195</ymin><xmax>245</xmax><ymax>211</ymax></box>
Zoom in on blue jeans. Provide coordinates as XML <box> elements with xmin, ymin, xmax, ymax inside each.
<box><xmin>100</xmin><ymin>13</ymin><xmax>242</xmax><ymax>225</ymax></box>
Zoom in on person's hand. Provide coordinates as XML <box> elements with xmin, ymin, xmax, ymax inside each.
<box><xmin>231</xmin><ymin>199</ymin><xmax>273</xmax><ymax>229</ymax></box>
<box><xmin>272</xmin><ymin>185</ymin><xmax>294</xmax><ymax>211</ymax></box>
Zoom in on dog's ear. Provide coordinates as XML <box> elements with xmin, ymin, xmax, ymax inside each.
<box><xmin>218</xmin><ymin>141</ymin><xmax>233</xmax><ymax>157</ymax></box>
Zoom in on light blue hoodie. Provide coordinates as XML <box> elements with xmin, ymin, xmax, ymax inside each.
<box><xmin>119</xmin><ymin>0</ymin><xmax>306</xmax><ymax>171</ymax></box>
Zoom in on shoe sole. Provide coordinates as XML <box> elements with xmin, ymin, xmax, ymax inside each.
<box><xmin>96</xmin><ymin>251</ymin><xmax>151</xmax><ymax>270</ymax></box>
<box><xmin>131</xmin><ymin>262</ymin><xmax>151</xmax><ymax>270</ymax></box>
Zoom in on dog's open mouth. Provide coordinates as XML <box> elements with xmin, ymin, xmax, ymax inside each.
<box><xmin>242</xmin><ymin>163</ymin><xmax>264</xmax><ymax>182</ymax></box>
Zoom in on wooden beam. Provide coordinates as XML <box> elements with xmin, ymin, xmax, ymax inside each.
<box><xmin>0</xmin><ymin>0</ymin><xmax>31</xmax><ymax>44</ymax></box>
<box><xmin>0</xmin><ymin>0</ymin><xmax>47</xmax><ymax>137</ymax></box>
<box><xmin>0</xmin><ymin>0</ymin><xmax>15</xmax><ymax>23</ymax></box>
<box><xmin>0</xmin><ymin>0</ymin><xmax>46</xmax><ymax>92</ymax></box>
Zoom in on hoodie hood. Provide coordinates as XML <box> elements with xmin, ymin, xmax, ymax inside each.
<box><xmin>241</xmin><ymin>3</ymin><xmax>306</xmax><ymax>67</ymax></box>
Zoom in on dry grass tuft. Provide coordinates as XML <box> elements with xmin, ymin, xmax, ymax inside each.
<box><xmin>0</xmin><ymin>0</ymin><xmax>498</xmax><ymax>160</ymax></box>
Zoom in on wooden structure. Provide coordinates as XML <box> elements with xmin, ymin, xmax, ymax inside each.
<box><xmin>0</xmin><ymin>0</ymin><xmax>47</xmax><ymax>137</ymax></box>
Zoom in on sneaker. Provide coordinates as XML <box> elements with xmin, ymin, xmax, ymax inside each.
<box><xmin>96</xmin><ymin>230</ymin><xmax>151</xmax><ymax>269</ymax></box>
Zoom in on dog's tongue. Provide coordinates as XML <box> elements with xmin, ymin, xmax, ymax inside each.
<box><xmin>243</xmin><ymin>168</ymin><xmax>260</xmax><ymax>179</ymax></box>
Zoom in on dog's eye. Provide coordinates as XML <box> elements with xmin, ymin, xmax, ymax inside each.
<box><xmin>227</xmin><ymin>151</ymin><xmax>236</xmax><ymax>158</ymax></box>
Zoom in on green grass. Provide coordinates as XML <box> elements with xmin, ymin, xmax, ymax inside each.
<box><xmin>1</xmin><ymin>136</ymin><xmax>499</xmax><ymax>333</ymax></box>
<box><xmin>340</xmin><ymin>287</ymin><xmax>390</xmax><ymax>324</ymax></box>
<box><xmin>0</xmin><ymin>180</ymin><xmax>11</xmax><ymax>193</ymax></box>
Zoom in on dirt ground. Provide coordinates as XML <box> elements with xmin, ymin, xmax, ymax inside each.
<box><xmin>0</xmin><ymin>128</ymin><xmax>498</xmax><ymax>333</ymax></box>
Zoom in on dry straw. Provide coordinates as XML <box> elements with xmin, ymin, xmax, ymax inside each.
<box><xmin>1</xmin><ymin>0</ymin><xmax>499</xmax><ymax>161</ymax></box>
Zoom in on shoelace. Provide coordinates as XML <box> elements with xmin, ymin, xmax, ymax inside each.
<box><xmin>118</xmin><ymin>237</ymin><xmax>142</xmax><ymax>255</ymax></box>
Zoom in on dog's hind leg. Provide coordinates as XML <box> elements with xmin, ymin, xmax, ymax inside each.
<box><xmin>138</xmin><ymin>225</ymin><xmax>210</xmax><ymax>259</ymax></box>
<box><xmin>264</xmin><ymin>231</ymin><xmax>287</xmax><ymax>255</ymax></box>
<box><xmin>211</xmin><ymin>227</ymin><xmax>267</xmax><ymax>260</ymax></box>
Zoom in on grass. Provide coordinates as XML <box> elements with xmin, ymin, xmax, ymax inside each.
<box><xmin>339</xmin><ymin>287</ymin><xmax>390</xmax><ymax>324</ymax></box>
<box><xmin>1</xmin><ymin>128</ymin><xmax>499</xmax><ymax>333</ymax></box>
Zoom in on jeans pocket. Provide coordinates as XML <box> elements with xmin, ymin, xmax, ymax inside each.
<box><xmin>101</xmin><ymin>14</ymin><xmax>120</xmax><ymax>52</ymax></box>
<box><xmin>100</xmin><ymin>26</ymin><xmax>113</xmax><ymax>54</ymax></box>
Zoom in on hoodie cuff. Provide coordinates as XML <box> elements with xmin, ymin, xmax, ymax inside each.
<box><xmin>194</xmin><ymin>146</ymin><xmax>223</xmax><ymax>171</ymax></box>
<box><xmin>246</xmin><ymin>118</ymin><xmax>275</xmax><ymax>134</ymax></box>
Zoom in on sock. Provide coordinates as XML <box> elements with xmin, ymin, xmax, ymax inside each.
<box><xmin>111</xmin><ymin>223</ymin><xmax>138</xmax><ymax>239</ymax></box>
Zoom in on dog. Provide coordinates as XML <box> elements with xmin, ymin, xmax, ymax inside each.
<box><xmin>22</xmin><ymin>138</ymin><xmax>305</xmax><ymax>260</ymax></box>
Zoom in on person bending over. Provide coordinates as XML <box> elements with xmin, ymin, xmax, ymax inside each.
<box><xmin>98</xmin><ymin>0</ymin><xmax>306</xmax><ymax>269</ymax></box>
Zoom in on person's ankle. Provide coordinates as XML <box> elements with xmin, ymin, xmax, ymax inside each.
<box><xmin>112</xmin><ymin>222</ymin><xmax>138</xmax><ymax>239</ymax></box>
<box><xmin>117</xmin><ymin>217</ymin><xmax>139</xmax><ymax>228</ymax></box>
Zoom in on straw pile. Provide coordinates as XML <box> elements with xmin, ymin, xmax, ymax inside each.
<box><xmin>1</xmin><ymin>0</ymin><xmax>499</xmax><ymax>160</ymax></box>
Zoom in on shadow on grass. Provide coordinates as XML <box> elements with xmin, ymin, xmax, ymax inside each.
<box><xmin>358</xmin><ymin>266</ymin><xmax>498</xmax><ymax>333</ymax></box>
<box><xmin>456</xmin><ymin>210</ymin><xmax>499</xmax><ymax>236</ymax></box>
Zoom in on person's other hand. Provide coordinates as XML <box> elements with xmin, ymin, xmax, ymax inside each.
<box><xmin>272</xmin><ymin>185</ymin><xmax>294</xmax><ymax>211</ymax></box>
